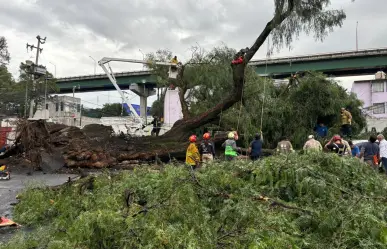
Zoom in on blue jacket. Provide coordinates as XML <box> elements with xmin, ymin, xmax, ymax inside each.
<box><xmin>250</xmin><ymin>139</ymin><xmax>262</xmax><ymax>157</ymax></box>
<box><xmin>315</xmin><ymin>125</ymin><xmax>328</xmax><ymax>137</ymax></box>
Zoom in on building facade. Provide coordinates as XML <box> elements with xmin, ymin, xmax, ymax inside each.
<box><xmin>351</xmin><ymin>72</ymin><xmax>387</xmax><ymax>118</ymax></box>
<box><xmin>351</xmin><ymin>71</ymin><xmax>387</xmax><ymax>132</ymax></box>
<box><xmin>43</xmin><ymin>95</ymin><xmax>82</xmax><ymax>126</ymax></box>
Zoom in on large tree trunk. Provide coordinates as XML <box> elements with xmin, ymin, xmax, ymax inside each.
<box><xmin>162</xmin><ymin>2</ymin><xmax>295</xmax><ymax>141</ymax></box>
<box><xmin>178</xmin><ymin>86</ymin><xmax>190</xmax><ymax>119</ymax></box>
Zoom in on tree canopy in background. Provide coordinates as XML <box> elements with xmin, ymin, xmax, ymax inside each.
<box><xmin>82</xmin><ymin>103</ymin><xmax>130</xmax><ymax>118</ymax></box>
<box><xmin>0</xmin><ymin>37</ymin><xmax>57</xmax><ymax>117</ymax></box>
<box><xmin>146</xmin><ymin>45</ymin><xmax>366</xmax><ymax>148</ymax></box>
<box><xmin>143</xmin><ymin>0</ymin><xmax>353</xmax><ymax>141</ymax></box>
<box><xmin>0</xmin><ymin>36</ymin><xmax>10</xmax><ymax>65</ymax></box>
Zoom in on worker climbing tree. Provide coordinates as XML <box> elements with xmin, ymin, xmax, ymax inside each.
<box><xmin>340</xmin><ymin>107</ymin><xmax>353</xmax><ymax>139</ymax></box>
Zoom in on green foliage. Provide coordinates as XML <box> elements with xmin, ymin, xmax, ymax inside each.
<box><xmin>221</xmin><ymin>72</ymin><xmax>366</xmax><ymax>148</ymax></box>
<box><xmin>145</xmin><ymin>49</ymin><xmax>173</xmax><ymax>88</ymax></box>
<box><xmin>3</xmin><ymin>153</ymin><xmax>387</xmax><ymax>248</ymax></box>
<box><xmin>0</xmin><ymin>59</ymin><xmax>57</xmax><ymax>117</ymax></box>
<box><xmin>100</xmin><ymin>103</ymin><xmax>128</xmax><ymax>117</ymax></box>
<box><xmin>145</xmin><ymin>45</ymin><xmax>365</xmax><ymax>150</ymax></box>
<box><xmin>150</xmin><ymin>98</ymin><xmax>164</xmax><ymax>117</ymax></box>
<box><xmin>81</xmin><ymin>106</ymin><xmax>103</xmax><ymax>118</ymax></box>
<box><xmin>81</xmin><ymin>103</ymin><xmax>133</xmax><ymax>118</ymax></box>
<box><xmin>271</xmin><ymin>0</ymin><xmax>349</xmax><ymax>50</ymax></box>
<box><xmin>0</xmin><ymin>36</ymin><xmax>10</xmax><ymax>65</ymax></box>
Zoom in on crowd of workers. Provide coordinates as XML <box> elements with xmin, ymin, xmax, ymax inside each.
<box><xmin>185</xmin><ymin>108</ymin><xmax>387</xmax><ymax>174</ymax></box>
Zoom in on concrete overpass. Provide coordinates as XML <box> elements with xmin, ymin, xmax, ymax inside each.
<box><xmin>56</xmin><ymin>47</ymin><xmax>387</xmax><ymax>93</ymax></box>
<box><xmin>56</xmin><ymin>70</ymin><xmax>157</xmax><ymax>120</ymax></box>
<box><xmin>55</xmin><ymin>47</ymin><xmax>387</xmax><ymax>119</ymax></box>
<box><xmin>56</xmin><ymin>70</ymin><xmax>155</xmax><ymax>93</ymax></box>
<box><xmin>251</xmin><ymin>47</ymin><xmax>387</xmax><ymax>78</ymax></box>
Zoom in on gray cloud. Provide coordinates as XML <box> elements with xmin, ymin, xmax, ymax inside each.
<box><xmin>0</xmin><ymin>0</ymin><xmax>387</xmax><ymax>79</ymax></box>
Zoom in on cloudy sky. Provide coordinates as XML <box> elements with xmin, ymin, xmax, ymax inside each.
<box><xmin>1</xmin><ymin>0</ymin><xmax>386</xmax><ymax>108</ymax></box>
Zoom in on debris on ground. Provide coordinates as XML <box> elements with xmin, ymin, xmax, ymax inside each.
<box><xmin>0</xmin><ymin>217</ymin><xmax>19</xmax><ymax>228</ymax></box>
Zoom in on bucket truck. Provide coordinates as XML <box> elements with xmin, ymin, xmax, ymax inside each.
<box><xmin>98</xmin><ymin>57</ymin><xmax>181</xmax><ymax>136</ymax></box>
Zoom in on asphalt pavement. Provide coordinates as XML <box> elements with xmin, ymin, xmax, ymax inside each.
<box><xmin>0</xmin><ymin>172</ymin><xmax>77</xmax><ymax>244</ymax></box>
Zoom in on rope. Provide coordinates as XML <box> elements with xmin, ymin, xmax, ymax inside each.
<box><xmin>236</xmin><ymin>78</ymin><xmax>245</xmax><ymax>132</ymax></box>
<box><xmin>260</xmin><ymin>35</ymin><xmax>271</xmax><ymax>130</ymax></box>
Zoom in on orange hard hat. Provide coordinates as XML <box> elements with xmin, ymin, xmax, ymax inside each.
<box><xmin>189</xmin><ymin>135</ymin><xmax>197</xmax><ymax>142</ymax></box>
<box><xmin>203</xmin><ymin>132</ymin><xmax>211</xmax><ymax>140</ymax></box>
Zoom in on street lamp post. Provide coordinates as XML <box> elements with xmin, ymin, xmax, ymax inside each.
<box><xmin>25</xmin><ymin>60</ymin><xmax>34</xmax><ymax>118</ymax></box>
<box><xmin>72</xmin><ymin>85</ymin><xmax>80</xmax><ymax>126</ymax></box>
<box><xmin>89</xmin><ymin>56</ymin><xmax>96</xmax><ymax>75</ymax></box>
<box><xmin>49</xmin><ymin>61</ymin><xmax>56</xmax><ymax>77</ymax></box>
<box><xmin>139</xmin><ymin>49</ymin><xmax>145</xmax><ymax>69</ymax></box>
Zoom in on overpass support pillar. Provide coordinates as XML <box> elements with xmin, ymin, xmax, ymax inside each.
<box><xmin>129</xmin><ymin>83</ymin><xmax>156</xmax><ymax>124</ymax></box>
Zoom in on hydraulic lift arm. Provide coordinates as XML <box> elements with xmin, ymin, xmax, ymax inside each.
<box><xmin>98</xmin><ymin>57</ymin><xmax>180</xmax><ymax>130</ymax></box>
<box><xmin>98</xmin><ymin>59</ymin><xmax>144</xmax><ymax>125</ymax></box>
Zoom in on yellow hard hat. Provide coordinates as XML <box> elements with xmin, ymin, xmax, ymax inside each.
<box><xmin>228</xmin><ymin>132</ymin><xmax>235</xmax><ymax>139</ymax></box>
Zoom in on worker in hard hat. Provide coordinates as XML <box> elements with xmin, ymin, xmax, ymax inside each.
<box><xmin>303</xmin><ymin>135</ymin><xmax>322</xmax><ymax>153</ymax></box>
<box><xmin>199</xmin><ymin>132</ymin><xmax>216</xmax><ymax>164</ymax></box>
<box><xmin>222</xmin><ymin>132</ymin><xmax>240</xmax><ymax>161</ymax></box>
<box><xmin>0</xmin><ymin>164</ymin><xmax>10</xmax><ymax>180</ymax></box>
<box><xmin>324</xmin><ymin>135</ymin><xmax>348</xmax><ymax>156</ymax></box>
<box><xmin>186</xmin><ymin>135</ymin><xmax>200</xmax><ymax>168</ymax></box>
<box><xmin>171</xmin><ymin>56</ymin><xmax>178</xmax><ymax>64</ymax></box>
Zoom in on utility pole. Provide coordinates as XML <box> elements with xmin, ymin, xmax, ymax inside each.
<box><xmin>72</xmin><ymin>85</ymin><xmax>80</xmax><ymax>126</ymax></box>
<box><xmin>44</xmin><ymin>76</ymin><xmax>47</xmax><ymax>118</ymax></box>
<box><xmin>24</xmin><ymin>75</ymin><xmax>29</xmax><ymax>118</ymax></box>
<box><xmin>26</xmin><ymin>35</ymin><xmax>46</xmax><ymax>118</ymax></box>
<box><xmin>139</xmin><ymin>49</ymin><xmax>145</xmax><ymax>70</ymax></box>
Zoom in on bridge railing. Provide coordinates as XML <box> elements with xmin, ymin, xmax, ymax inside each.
<box><xmin>250</xmin><ymin>47</ymin><xmax>387</xmax><ymax>65</ymax></box>
<box><xmin>57</xmin><ymin>70</ymin><xmax>153</xmax><ymax>82</ymax></box>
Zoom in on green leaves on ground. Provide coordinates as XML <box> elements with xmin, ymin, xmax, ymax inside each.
<box><xmin>2</xmin><ymin>153</ymin><xmax>387</xmax><ymax>249</ymax></box>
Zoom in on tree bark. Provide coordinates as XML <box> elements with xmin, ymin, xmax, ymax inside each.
<box><xmin>178</xmin><ymin>86</ymin><xmax>190</xmax><ymax>119</ymax></box>
<box><xmin>163</xmin><ymin>1</ymin><xmax>295</xmax><ymax>141</ymax></box>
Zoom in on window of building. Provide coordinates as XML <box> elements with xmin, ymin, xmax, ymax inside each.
<box><xmin>372</xmin><ymin>82</ymin><xmax>385</xmax><ymax>92</ymax></box>
<box><xmin>55</xmin><ymin>102</ymin><xmax>59</xmax><ymax>112</ymax></box>
<box><xmin>372</xmin><ymin>103</ymin><xmax>385</xmax><ymax>114</ymax></box>
<box><xmin>77</xmin><ymin>104</ymin><xmax>81</xmax><ymax>112</ymax></box>
<box><xmin>46</xmin><ymin>104</ymin><xmax>49</xmax><ymax>110</ymax></box>
<box><xmin>60</xmin><ymin>102</ymin><xmax>64</xmax><ymax>111</ymax></box>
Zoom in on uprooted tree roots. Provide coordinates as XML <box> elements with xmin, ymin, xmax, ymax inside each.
<box><xmin>13</xmin><ymin>119</ymin><xmax>52</xmax><ymax>169</ymax></box>
<box><xmin>7</xmin><ymin>120</ymin><xmax>197</xmax><ymax>170</ymax></box>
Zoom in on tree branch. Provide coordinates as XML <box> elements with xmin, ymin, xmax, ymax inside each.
<box><xmin>163</xmin><ymin>0</ymin><xmax>296</xmax><ymax>139</ymax></box>
<box><xmin>244</xmin><ymin>0</ymin><xmax>295</xmax><ymax>62</ymax></box>
<box><xmin>178</xmin><ymin>86</ymin><xmax>190</xmax><ymax>118</ymax></box>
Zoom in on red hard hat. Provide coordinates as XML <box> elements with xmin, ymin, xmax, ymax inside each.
<box><xmin>333</xmin><ymin>135</ymin><xmax>341</xmax><ymax>141</ymax></box>
<box><xmin>203</xmin><ymin>132</ymin><xmax>210</xmax><ymax>140</ymax></box>
<box><xmin>189</xmin><ymin>135</ymin><xmax>197</xmax><ymax>142</ymax></box>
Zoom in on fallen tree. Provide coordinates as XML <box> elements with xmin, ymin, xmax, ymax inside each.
<box><xmin>4</xmin><ymin>1</ymin><xmax>356</xmax><ymax>168</ymax></box>
<box><xmin>4</xmin><ymin>153</ymin><xmax>387</xmax><ymax>248</ymax></box>
<box><xmin>157</xmin><ymin>0</ymin><xmax>349</xmax><ymax>141</ymax></box>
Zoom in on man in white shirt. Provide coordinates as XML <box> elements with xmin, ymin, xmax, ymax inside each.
<box><xmin>377</xmin><ymin>134</ymin><xmax>387</xmax><ymax>173</ymax></box>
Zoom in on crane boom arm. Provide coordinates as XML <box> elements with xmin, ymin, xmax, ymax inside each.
<box><xmin>98</xmin><ymin>56</ymin><xmax>180</xmax><ymax>130</ymax></box>
<box><xmin>99</xmin><ymin>57</ymin><xmax>176</xmax><ymax>66</ymax></box>
<box><xmin>98</xmin><ymin>60</ymin><xmax>143</xmax><ymax>125</ymax></box>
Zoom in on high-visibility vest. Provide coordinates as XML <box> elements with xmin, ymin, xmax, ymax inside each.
<box><xmin>225</xmin><ymin>145</ymin><xmax>237</xmax><ymax>156</ymax></box>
